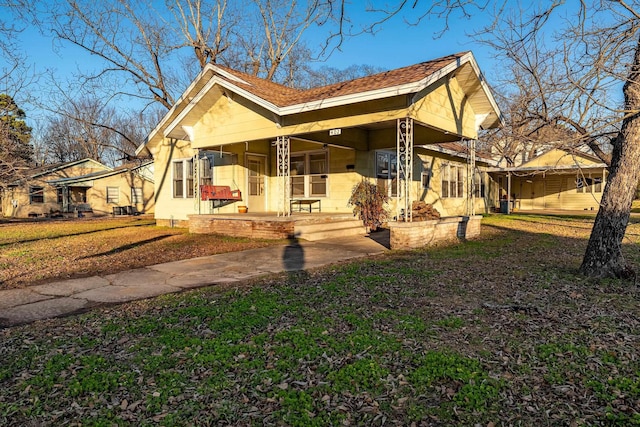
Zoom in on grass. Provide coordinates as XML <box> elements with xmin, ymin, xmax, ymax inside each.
<box><xmin>0</xmin><ymin>216</ymin><xmax>282</xmax><ymax>289</ymax></box>
<box><xmin>1</xmin><ymin>214</ymin><xmax>640</xmax><ymax>425</ymax></box>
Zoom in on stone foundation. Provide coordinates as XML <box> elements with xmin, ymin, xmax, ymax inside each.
<box><xmin>156</xmin><ymin>218</ymin><xmax>190</xmax><ymax>228</ymax></box>
<box><xmin>389</xmin><ymin>215</ymin><xmax>482</xmax><ymax>250</ymax></box>
<box><xmin>188</xmin><ymin>215</ymin><xmax>294</xmax><ymax>239</ymax></box>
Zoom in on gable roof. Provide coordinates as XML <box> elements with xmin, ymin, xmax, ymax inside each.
<box><xmin>139</xmin><ymin>51</ymin><xmax>503</xmax><ymax>154</ymax></box>
<box><xmin>47</xmin><ymin>160</ymin><xmax>154</xmax><ymax>186</ymax></box>
<box><xmin>31</xmin><ymin>158</ymin><xmax>111</xmax><ymax>179</ymax></box>
<box><xmin>492</xmin><ymin>147</ymin><xmax>608</xmax><ymax>172</ymax></box>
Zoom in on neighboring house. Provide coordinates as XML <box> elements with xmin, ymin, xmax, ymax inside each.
<box><xmin>1</xmin><ymin>159</ymin><xmax>155</xmax><ymax>218</ymax></box>
<box><xmin>490</xmin><ymin>148</ymin><xmax>608</xmax><ymax>211</ymax></box>
<box><xmin>138</xmin><ymin>51</ymin><xmax>503</xmax><ymax>227</ymax></box>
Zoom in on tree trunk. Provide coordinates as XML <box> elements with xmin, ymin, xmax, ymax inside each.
<box><xmin>579</xmin><ymin>35</ymin><xmax>640</xmax><ymax>279</ymax></box>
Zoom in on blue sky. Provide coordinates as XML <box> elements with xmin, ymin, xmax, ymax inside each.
<box><xmin>10</xmin><ymin>2</ymin><xmax>499</xmax><ymax>128</ymax></box>
<box><xmin>307</xmin><ymin>5</ymin><xmax>496</xmax><ymax>74</ymax></box>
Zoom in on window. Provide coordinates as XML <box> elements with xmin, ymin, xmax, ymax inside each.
<box><xmin>131</xmin><ymin>187</ymin><xmax>143</xmax><ymax>204</ymax></box>
<box><xmin>421</xmin><ymin>162</ymin><xmax>431</xmax><ymax>190</ymax></box>
<box><xmin>199</xmin><ymin>157</ymin><xmax>213</xmax><ymax>186</ymax></box>
<box><xmin>30</xmin><ymin>186</ymin><xmax>44</xmax><ymax>204</ymax></box>
<box><xmin>106</xmin><ymin>186</ymin><xmax>119</xmax><ymax>204</ymax></box>
<box><xmin>376</xmin><ymin>151</ymin><xmax>398</xmax><ymax>197</ymax></box>
<box><xmin>593</xmin><ymin>177</ymin><xmax>602</xmax><ymax>193</ymax></box>
<box><xmin>289</xmin><ymin>151</ymin><xmax>328</xmax><ymax>197</ymax></box>
<box><xmin>57</xmin><ymin>188</ymin><xmax>64</xmax><ymax>204</ymax></box>
<box><xmin>248</xmin><ymin>157</ymin><xmax>264</xmax><ymax>196</ymax></box>
<box><xmin>576</xmin><ymin>174</ymin><xmax>603</xmax><ymax>194</ymax></box>
<box><xmin>473</xmin><ymin>172</ymin><xmax>486</xmax><ymax>198</ymax></box>
<box><xmin>421</xmin><ymin>172</ymin><xmax>430</xmax><ymax>189</ymax></box>
<box><xmin>173</xmin><ymin>159</ymin><xmax>195</xmax><ymax>198</ymax></box>
<box><xmin>441</xmin><ymin>164</ymin><xmax>465</xmax><ymax>198</ymax></box>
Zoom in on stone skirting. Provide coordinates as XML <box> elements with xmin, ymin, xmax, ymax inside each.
<box><xmin>188</xmin><ymin>215</ymin><xmax>295</xmax><ymax>239</ymax></box>
<box><xmin>157</xmin><ymin>218</ymin><xmax>190</xmax><ymax>228</ymax></box>
<box><xmin>388</xmin><ymin>215</ymin><xmax>482</xmax><ymax>250</ymax></box>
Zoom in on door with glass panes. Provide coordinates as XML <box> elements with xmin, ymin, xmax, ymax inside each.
<box><xmin>246</xmin><ymin>154</ymin><xmax>266</xmax><ymax>211</ymax></box>
<box><xmin>290</xmin><ymin>151</ymin><xmax>328</xmax><ymax>200</ymax></box>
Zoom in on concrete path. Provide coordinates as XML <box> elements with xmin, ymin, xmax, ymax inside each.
<box><xmin>0</xmin><ymin>235</ymin><xmax>388</xmax><ymax>328</ymax></box>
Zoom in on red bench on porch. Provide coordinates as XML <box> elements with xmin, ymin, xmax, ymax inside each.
<box><xmin>200</xmin><ymin>185</ymin><xmax>242</xmax><ymax>202</ymax></box>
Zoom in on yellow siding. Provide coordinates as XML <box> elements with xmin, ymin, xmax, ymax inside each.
<box><xmin>1</xmin><ymin>160</ymin><xmax>112</xmax><ymax>217</ymax></box>
<box><xmin>152</xmin><ymin>139</ymin><xmax>199</xmax><ymax>221</ymax></box>
<box><xmin>508</xmin><ymin>172</ymin><xmax>605</xmax><ymax>211</ymax></box>
<box><xmin>411</xmin><ymin>77</ymin><xmax>478</xmax><ymax>140</ymax></box>
<box><xmin>87</xmin><ymin>172</ymin><xmax>155</xmax><ymax>216</ymax></box>
<box><xmin>187</xmin><ymin>77</ymin><xmax>479</xmax><ymax>149</ymax></box>
<box><xmin>1</xmin><ymin>160</ymin><xmax>154</xmax><ymax>218</ymax></box>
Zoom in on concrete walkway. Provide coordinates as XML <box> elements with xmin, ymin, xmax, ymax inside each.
<box><xmin>0</xmin><ymin>235</ymin><xmax>389</xmax><ymax>328</ymax></box>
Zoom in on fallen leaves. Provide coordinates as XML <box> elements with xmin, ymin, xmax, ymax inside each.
<box><xmin>1</xmin><ymin>214</ymin><xmax>639</xmax><ymax>425</ymax></box>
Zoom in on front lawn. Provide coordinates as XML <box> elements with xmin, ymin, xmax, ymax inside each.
<box><xmin>1</xmin><ymin>214</ymin><xmax>639</xmax><ymax>425</ymax></box>
<box><xmin>0</xmin><ymin>217</ymin><xmax>281</xmax><ymax>290</ymax></box>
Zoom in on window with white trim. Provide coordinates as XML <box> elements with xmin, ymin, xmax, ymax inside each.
<box><xmin>173</xmin><ymin>159</ymin><xmax>194</xmax><ymax>198</ymax></box>
<box><xmin>131</xmin><ymin>187</ymin><xmax>143</xmax><ymax>204</ymax></box>
<box><xmin>199</xmin><ymin>157</ymin><xmax>213</xmax><ymax>186</ymax></box>
<box><xmin>575</xmin><ymin>173</ymin><xmax>603</xmax><ymax>194</ymax></box>
<box><xmin>290</xmin><ymin>151</ymin><xmax>328</xmax><ymax>197</ymax></box>
<box><xmin>106</xmin><ymin>186</ymin><xmax>119</xmax><ymax>204</ymax></box>
<box><xmin>376</xmin><ymin>151</ymin><xmax>398</xmax><ymax>197</ymax></box>
<box><xmin>421</xmin><ymin>161</ymin><xmax>432</xmax><ymax>190</ymax></box>
<box><xmin>474</xmin><ymin>171</ymin><xmax>486</xmax><ymax>198</ymax></box>
<box><xmin>441</xmin><ymin>164</ymin><xmax>465</xmax><ymax>198</ymax></box>
<box><xmin>30</xmin><ymin>186</ymin><xmax>44</xmax><ymax>204</ymax></box>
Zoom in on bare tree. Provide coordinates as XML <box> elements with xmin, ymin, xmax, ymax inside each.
<box><xmin>37</xmin><ymin>97</ymin><xmax>154</xmax><ymax>166</ymax></box>
<box><xmin>22</xmin><ymin>0</ymin><xmax>340</xmax><ymax>111</ymax></box>
<box><xmin>325</xmin><ymin>0</ymin><xmax>640</xmax><ymax>278</ymax></box>
<box><xmin>466</xmin><ymin>1</ymin><xmax>640</xmax><ymax>278</ymax></box>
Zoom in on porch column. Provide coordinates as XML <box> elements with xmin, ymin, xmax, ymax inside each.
<box><xmin>193</xmin><ymin>150</ymin><xmax>200</xmax><ymax>213</ymax></box>
<box><xmin>397</xmin><ymin>118</ymin><xmax>414</xmax><ymax>222</ymax></box>
<box><xmin>276</xmin><ymin>136</ymin><xmax>291</xmax><ymax>217</ymax></box>
<box><xmin>468</xmin><ymin>139</ymin><xmax>476</xmax><ymax>216</ymax></box>
<box><xmin>507</xmin><ymin>172</ymin><xmax>512</xmax><ymax>214</ymax></box>
<box><xmin>62</xmin><ymin>186</ymin><xmax>69</xmax><ymax>212</ymax></box>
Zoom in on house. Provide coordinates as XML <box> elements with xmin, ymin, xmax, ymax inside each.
<box><xmin>490</xmin><ymin>148</ymin><xmax>608</xmax><ymax>211</ymax></box>
<box><xmin>1</xmin><ymin>158</ymin><xmax>155</xmax><ymax>218</ymax></box>
<box><xmin>138</xmin><ymin>51</ymin><xmax>503</xmax><ymax>238</ymax></box>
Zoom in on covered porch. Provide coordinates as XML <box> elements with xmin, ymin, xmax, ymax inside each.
<box><xmin>143</xmin><ymin>52</ymin><xmax>503</xmax><ymax>249</ymax></box>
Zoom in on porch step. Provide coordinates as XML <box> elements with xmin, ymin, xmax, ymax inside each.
<box><xmin>295</xmin><ymin>219</ymin><xmax>367</xmax><ymax>241</ymax></box>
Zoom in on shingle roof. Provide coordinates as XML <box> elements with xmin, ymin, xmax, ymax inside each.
<box><xmin>428</xmin><ymin>142</ymin><xmax>495</xmax><ymax>163</ymax></box>
<box><xmin>214</xmin><ymin>52</ymin><xmax>469</xmax><ymax>108</ymax></box>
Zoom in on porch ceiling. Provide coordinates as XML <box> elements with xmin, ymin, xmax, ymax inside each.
<box><xmin>200</xmin><ymin>118</ymin><xmax>463</xmax><ymax>153</ymax></box>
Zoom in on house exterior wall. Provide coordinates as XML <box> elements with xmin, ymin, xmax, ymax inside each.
<box><xmin>151</xmin><ymin>137</ymin><xmax>494</xmax><ymax>223</ymax></box>
<box><xmin>147</xmin><ymin>67</ymin><xmax>492</xmax><ymax>224</ymax></box>
<box><xmin>2</xmin><ymin>161</ymin><xmax>111</xmax><ymax>218</ymax></box>
<box><xmin>152</xmin><ymin>139</ymin><xmax>199</xmax><ymax>222</ymax></box>
<box><xmin>183</xmin><ymin>75</ymin><xmax>480</xmax><ymax>151</ymax></box>
<box><xmin>508</xmin><ymin>172</ymin><xmax>605</xmax><ymax>211</ymax></box>
<box><xmin>86</xmin><ymin>172</ymin><xmax>155</xmax><ymax>216</ymax></box>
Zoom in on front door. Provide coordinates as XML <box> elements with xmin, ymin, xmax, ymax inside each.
<box><xmin>246</xmin><ymin>154</ymin><xmax>266</xmax><ymax>212</ymax></box>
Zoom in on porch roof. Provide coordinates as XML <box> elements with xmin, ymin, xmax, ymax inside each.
<box><xmin>488</xmin><ymin>163</ymin><xmax>608</xmax><ymax>175</ymax></box>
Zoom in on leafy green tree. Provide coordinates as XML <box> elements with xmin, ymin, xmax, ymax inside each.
<box><xmin>0</xmin><ymin>94</ymin><xmax>33</xmax><ymax>188</ymax></box>
<box><xmin>0</xmin><ymin>93</ymin><xmax>32</xmax><ymax>163</ymax></box>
